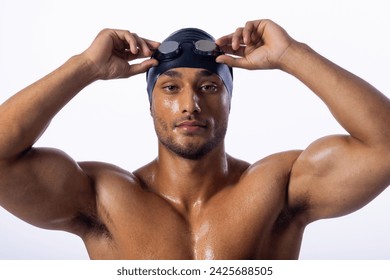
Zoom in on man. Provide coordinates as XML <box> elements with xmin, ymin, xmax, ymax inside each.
<box><xmin>0</xmin><ymin>19</ymin><xmax>389</xmax><ymax>259</ymax></box>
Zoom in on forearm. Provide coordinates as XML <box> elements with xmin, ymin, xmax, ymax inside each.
<box><xmin>281</xmin><ymin>42</ymin><xmax>390</xmax><ymax>146</ymax></box>
<box><xmin>0</xmin><ymin>54</ymin><xmax>98</xmax><ymax>159</ymax></box>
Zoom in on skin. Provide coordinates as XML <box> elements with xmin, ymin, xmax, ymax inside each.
<box><xmin>0</xmin><ymin>20</ymin><xmax>390</xmax><ymax>259</ymax></box>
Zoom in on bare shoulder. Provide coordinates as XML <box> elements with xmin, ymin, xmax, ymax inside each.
<box><xmin>79</xmin><ymin>161</ymin><xmax>137</xmax><ymax>178</ymax></box>
<box><xmin>227</xmin><ymin>150</ymin><xmax>303</xmax><ymax>206</ymax></box>
<box><xmin>237</xmin><ymin>150</ymin><xmax>305</xmax><ymax>216</ymax></box>
<box><xmin>244</xmin><ymin>150</ymin><xmax>303</xmax><ymax>178</ymax></box>
<box><xmin>79</xmin><ymin>161</ymin><xmax>143</xmax><ymax>191</ymax></box>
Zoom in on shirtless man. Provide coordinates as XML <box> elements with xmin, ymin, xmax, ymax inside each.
<box><xmin>0</xmin><ymin>19</ymin><xmax>389</xmax><ymax>260</ymax></box>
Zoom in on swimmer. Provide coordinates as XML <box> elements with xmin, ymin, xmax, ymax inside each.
<box><xmin>0</xmin><ymin>19</ymin><xmax>389</xmax><ymax>259</ymax></box>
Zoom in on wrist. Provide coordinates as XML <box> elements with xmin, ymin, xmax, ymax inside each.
<box><xmin>47</xmin><ymin>54</ymin><xmax>102</xmax><ymax>98</ymax></box>
<box><xmin>73</xmin><ymin>52</ymin><xmax>104</xmax><ymax>82</ymax></box>
<box><xmin>278</xmin><ymin>41</ymin><xmax>313</xmax><ymax>74</ymax></box>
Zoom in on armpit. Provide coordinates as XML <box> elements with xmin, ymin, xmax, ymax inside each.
<box><xmin>72</xmin><ymin>211</ymin><xmax>112</xmax><ymax>239</ymax></box>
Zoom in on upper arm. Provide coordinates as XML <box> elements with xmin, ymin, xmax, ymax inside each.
<box><xmin>0</xmin><ymin>147</ymin><xmax>95</xmax><ymax>232</ymax></box>
<box><xmin>289</xmin><ymin>134</ymin><xmax>390</xmax><ymax>223</ymax></box>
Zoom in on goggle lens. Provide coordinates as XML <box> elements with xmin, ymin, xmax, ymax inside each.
<box><xmin>154</xmin><ymin>40</ymin><xmax>222</xmax><ymax>60</ymax></box>
<box><xmin>194</xmin><ymin>40</ymin><xmax>218</xmax><ymax>52</ymax></box>
<box><xmin>158</xmin><ymin>41</ymin><xmax>179</xmax><ymax>54</ymax></box>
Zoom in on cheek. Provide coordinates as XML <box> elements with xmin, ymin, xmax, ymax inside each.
<box><xmin>212</xmin><ymin>96</ymin><xmax>231</xmax><ymax>116</ymax></box>
<box><xmin>163</xmin><ymin>99</ymin><xmax>180</xmax><ymax>113</ymax></box>
<box><xmin>150</xmin><ymin>97</ymin><xmax>180</xmax><ymax>121</ymax></box>
<box><xmin>152</xmin><ymin>95</ymin><xmax>180</xmax><ymax>115</ymax></box>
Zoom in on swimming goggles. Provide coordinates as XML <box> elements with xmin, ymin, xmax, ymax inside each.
<box><xmin>153</xmin><ymin>40</ymin><xmax>223</xmax><ymax>61</ymax></box>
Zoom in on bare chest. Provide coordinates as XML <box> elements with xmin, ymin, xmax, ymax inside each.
<box><xmin>83</xmin><ymin>154</ymin><xmax>304</xmax><ymax>259</ymax></box>
<box><xmin>83</xmin><ymin>192</ymin><xmax>303</xmax><ymax>260</ymax></box>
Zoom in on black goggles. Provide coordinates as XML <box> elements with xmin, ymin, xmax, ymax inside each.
<box><xmin>153</xmin><ymin>40</ymin><xmax>223</xmax><ymax>61</ymax></box>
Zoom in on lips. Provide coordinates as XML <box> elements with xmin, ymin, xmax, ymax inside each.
<box><xmin>176</xmin><ymin>120</ymin><xmax>206</xmax><ymax>127</ymax></box>
<box><xmin>175</xmin><ymin>120</ymin><xmax>207</xmax><ymax>133</ymax></box>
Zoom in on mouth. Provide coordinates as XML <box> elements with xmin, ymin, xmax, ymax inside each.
<box><xmin>175</xmin><ymin>120</ymin><xmax>207</xmax><ymax>133</ymax></box>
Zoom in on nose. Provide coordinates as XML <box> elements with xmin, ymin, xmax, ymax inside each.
<box><xmin>181</xmin><ymin>88</ymin><xmax>201</xmax><ymax>114</ymax></box>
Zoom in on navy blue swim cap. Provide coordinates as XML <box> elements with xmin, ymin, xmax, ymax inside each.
<box><xmin>146</xmin><ymin>28</ymin><xmax>233</xmax><ymax>102</ymax></box>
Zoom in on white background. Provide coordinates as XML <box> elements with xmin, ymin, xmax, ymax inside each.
<box><xmin>0</xmin><ymin>0</ymin><xmax>389</xmax><ymax>259</ymax></box>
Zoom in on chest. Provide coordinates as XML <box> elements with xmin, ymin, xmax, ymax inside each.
<box><xmin>85</xmin><ymin>189</ymin><xmax>291</xmax><ymax>259</ymax></box>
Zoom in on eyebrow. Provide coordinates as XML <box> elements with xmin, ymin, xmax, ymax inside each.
<box><xmin>197</xmin><ymin>70</ymin><xmax>215</xmax><ymax>78</ymax></box>
<box><xmin>162</xmin><ymin>69</ymin><xmax>182</xmax><ymax>78</ymax></box>
<box><xmin>162</xmin><ymin>69</ymin><xmax>215</xmax><ymax>79</ymax></box>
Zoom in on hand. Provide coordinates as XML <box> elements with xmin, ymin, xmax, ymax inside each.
<box><xmin>82</xmin><ymin>29</ymin><xmax>160</xmax><ymax>80</ymax></box>
<box><xmin>216</xmin><ymin>19</ymin><xmax>295</xmax><ymax>70</ymax></box>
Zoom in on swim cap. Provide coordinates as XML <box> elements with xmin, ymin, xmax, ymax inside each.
<box><xmin>146</xmin><ymin>28</ymin><xmax>233</xmax><ymax>102</ymax></box>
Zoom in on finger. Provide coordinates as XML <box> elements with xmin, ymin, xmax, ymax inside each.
<box><xmin>243</xmin><ymin>21</ymin><xmax>255</xmax><ymax>45</ymax></box>
<box><xmin>218</xmin><ymin>44</ymin><xmax>246</xmax><ymax>57</ymax></box>
<box><xmin>133</xmin><ymin>59</ymin><xmax>158</xmax><ymax>76</ymax></box>
<box><xmin>122</xmin><ymin>31</ymin><xmax>141</xmax><ymax>55</ymax></box>
<box><xmin>217</xmin><ymin>29</ymin><xmax>245</xmax><ymax>51</ymax></box>
<box><xmin>116</xmin><ymin>31</ymin><xmax>159</xmax><ymax>59</ymax></box>
<box><xmin>243</xmin><ymin>20</ymin><xmax>263</xmax><ymax>45</ymax></box>
<box><xmin>117</xmin><ymin>30</ymin><xmax>149</xmax><ymax>56</ymax></box>
<box><xmin>232</xmin><ymin>27</ymin><xmax>245</xmax><ymax>51</ymax></box>
<box><xmin>126</xmin><ymin>34</ymin><xmax>160</xmax><ymax>57</ymax></box>
<box><xmin>122</xmin><ymin>58</ymin><xmax>159</xmax><ymax>78</ymax></box>
<box><xmin>107</xmin><ymin>30</ymin><xmax>137</xmax><ymax>60</ymax></box>
<box><xmin>144</xmin><ymin>39</ymin><xmax>161</xmax><ymax>52</ymax></box>
<box><xmin>109</xmin><ymin>30</ymin><xmax>130</xmax><ymax>53</ymax></box>
<box><xmin>215</xmin><ymin>54</ymin><xmax>248</xmax><ymax>69</ymax></box>
<box><xmin>215</xmin><ymin>33</ymin><xmax>234</xmax><ymax>47</ymax></box>
<box><xmin>132</xmin><ymin>33</ymin><xmax>156</xmax><ymax>56</ymax></box>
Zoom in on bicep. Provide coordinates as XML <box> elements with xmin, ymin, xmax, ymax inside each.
<box><xmin>0</xmin><ymin>147</ymin><xmax>95</xmax><ymax>231</ymax></box>
<box><xmin>289</xmin><ymin>135</ymin><xmax>390</xmax><ymax>223</ymax></box>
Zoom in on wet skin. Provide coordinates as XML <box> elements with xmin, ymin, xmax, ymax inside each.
<box><xmin>79</xmin><ymin>151</ymin><xmax>303</xmax><ymax>259</ymax></box>
<box><xmin>76</xmin><ymin>68</ymin><xmax>306</xmax><ymax>259</ymax></box>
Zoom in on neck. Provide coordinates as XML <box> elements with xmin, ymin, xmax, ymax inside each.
<box><xmin>152</xmin><ymin>143</ymin><xmax>230</xmax><ymax>211</ymax></box>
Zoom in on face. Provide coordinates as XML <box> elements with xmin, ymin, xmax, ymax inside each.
<box><xmin>150</xmin><ymin>68</ymin><xmax>231</xmax><ymax>160</ymax></box>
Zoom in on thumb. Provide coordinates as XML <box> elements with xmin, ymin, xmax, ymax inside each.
<box><xmin>125</xmin><ymin>58</ymin><xmax>158</xmax><ymax>78</ymax></box>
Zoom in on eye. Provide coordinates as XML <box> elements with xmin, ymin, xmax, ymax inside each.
<box><xmin>162</xmin><ymin>84</ymin><xmax>180</xmax><ymax>93</ymax></box>
<box><xmin>200</xmin><ymin>83</ymin><xmax>218</xmax><ymax>93</ymax></box>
